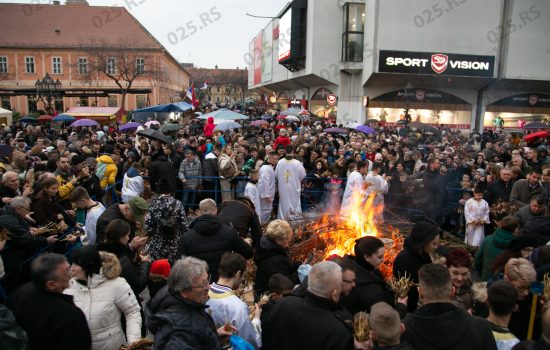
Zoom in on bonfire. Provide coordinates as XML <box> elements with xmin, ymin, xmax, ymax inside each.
<box><xmin>289</xmin><ymin>190</ymin><xmax>404</xmax><ymax>280</ymax></box>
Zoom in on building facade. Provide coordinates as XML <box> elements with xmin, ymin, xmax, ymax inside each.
<box><xmin>0</xmin><ymin>2</ymin><xmax>189</xmax><ymax>115</ymax></box>
<box><xmin>248</xmin><ymin>0</ymin><xmax>550</xmax><ymax>129</ymax></box>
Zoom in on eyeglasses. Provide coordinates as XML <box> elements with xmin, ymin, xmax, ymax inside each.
<box><xmin>191</xmin><ymin>274</ymin><xmax>211</xmax><ymax>289</ymax></box>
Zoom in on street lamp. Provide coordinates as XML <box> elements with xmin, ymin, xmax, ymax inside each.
<box><xmin>35</xmin><ymin>73</ymin><xmax>62</xmax><ymax>115</ymax></box>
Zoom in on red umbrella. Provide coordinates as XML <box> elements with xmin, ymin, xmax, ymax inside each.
<box><xmin>523</xmin><ymin>131</ymin><xmax>549</xmax><ymax>143</ymax></box>
<box><xmin>37</xmin><ymin>115</ymin><xmax>53</xmax><ymax>122</ymax></box>
<box><xmin>276</xmin><ymin>115</ymin><xmax>287</xmax><ymax>120</ymax></box>
<box><xmin>250</xmin><ymin>120</ymin><xmax>268</xmax><ymax>127</ymax></box>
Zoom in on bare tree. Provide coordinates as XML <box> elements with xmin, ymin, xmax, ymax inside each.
<box><xmin>74</xmin><ymin>40</ymin><xmax>166</xmax><ymax>109</ymax></box>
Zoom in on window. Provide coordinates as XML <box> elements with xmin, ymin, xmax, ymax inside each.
<box><xmin>106</xmin><ymin>58</ymin><xmax>116</xmax><ymax>75</ymax></box>
<box><xmin>1</xmin><ymin>96</ymin><xmax>11</xmax><ymax>110</ymax></box>
<box><xmin>52</xmin><ymin>57</ymin><xmax>62</xmax><ymax>74</ymax></box>
<box><xmin>136</xmin><ymin>95</ymin><xmax>147</xmax><ymax>109</ymax></box>
<box><xmin>342</xmin><ymin>3</ymin><xmax>365</xmax><ymax>62</ymax></box>
<box><xmin>79</xmin><ymin>97</ymin><xmax>89</xmax><ymax>107</ymax></box>
<box><xmin>216</xmin><ymin>96</ymin><xmax>220</xmax><ymax>102</ymax></box>
<box><xmin>136</xmin><ymin>58</ymin><xmax>145</xmax><ymax>74</ymax></box>
<box><xmin>0</xmin><ymin>57</ymin><xmax>7</xmax><ymax>73</ymax></box>
<box><xmin>27</xmin><ymin>96</ymin><xmax>37</xmax><ymax>113</ymax></box>
<box><xmin>107</xmin><ymin>95</ymin><xmax>118</xmax><ymax>107</ymax></box>
<box><xmin>25</xmin><ymin>56</ymin><xmax>35</xmax><ymax>73</ymax></box>
<box><xmin>78</xmin><ymin>57</ymin><xmax>88</xmax><ymax>75</ymax></box>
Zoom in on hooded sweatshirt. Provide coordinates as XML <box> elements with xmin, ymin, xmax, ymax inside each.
<box><xmin>474</xmin><ymin>228</ymin><xmax>516</xmax><ymax>280</ymax></box>
<box><xmin>203</xmin><ymin>116</ymin><xmax>215</xmax><ymax>137</ymax></box>
<box><xmin>404</xmin><ymin>302</ymin><xmax>497</xmax><ymax>350</ymax></box>
<box><xmin>121</xmin><ymin>166</ymin><xmax>144</xmax><ymax>203</ymax></box>
<box><xmin>96</xmin><ymin>155</ymin><xmax>117</xmax><ymax>189</ymax></box>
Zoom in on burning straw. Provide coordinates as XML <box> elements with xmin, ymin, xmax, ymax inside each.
<box><xmin>353</xmin><ymin>312</ymin><xmax>370</xmax><ymax>342</ymax></box>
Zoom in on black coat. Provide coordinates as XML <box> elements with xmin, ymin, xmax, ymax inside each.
<box><xmin>7</xmin><ymin>283</ymin><xmax>91</xmax><ymax>350</ymax></box>
<box><xmin>485</xmin><ymin>179</ymin><xmax>514</xmax><ymax>206</ymax></box>
<box><xmin>262</xmin><ymin>293</ymin><xmax>354</xmax><ymax>350</ymax></box>
<box><xmin>202</xmin><ymin>155</ymin><xmax>219</xmax><ymax>179</ymax></box>
<box><xmin>523</xmin><ymin>216</ymin><xmax>550</xmax><ymax>246</ymax></box>
<box><xmin>0</xmin><ymin>206</ymin><xmax>47</xmax><ymax>277</ymax></box>
<box><xmin>373</xmin><ymin>342</ymin><xmax>415</xmax><ymax>350</ymax></box>
<box><xmin>422</xmin><ymin>169</ymin><xmax>447</xmax><ymax>221</ymax></box>
<box><xmin>176</xmin><ymin>215</ymin><xmax>254</xmax><ymax>281</ymax></box>
<box><xmin>145</xmin><ymin>286</ymin><xmax>220</xmax><ymax>350</ymax></box>
<box><xmin>403</xmin><ymin>302</ymin><xmax>497</xmax><ymax>350</ymax></box>
<box><xmin>217</xmin><ymin>200</ymin><xmax>262</xmax><ymax>248</ymax></box>
<box><xmin>393</xmin><ymin>245</ymin><xmax>432</xmax><ymax>312</ymax></box>
<box><xmin>149</xmin><ymin>152</ymin><xmax>177</xmax><ymax>193</ymax></box>
<box><xmin>254</xmin><ymin>236</ymin><xmax>300</xmax><ymax>295</ymax></box>
<box><xmin>0</xmin><ymin>185</ymin><xmax>19</xmax><ymax>208</ymax></box>
<box><xmin>343</xmin><ymin>255</ymin><xmax>406</xmax><ymax>317</ymax></box>
<box><xmin>96</xmin><ymin>241</ymin><xmax>151</xmax><ymax>297</ymax></box>
<box><xmin>95</xmin><ymin>204</ymin><xmax>136</xmax><ymax>244</ymax></box>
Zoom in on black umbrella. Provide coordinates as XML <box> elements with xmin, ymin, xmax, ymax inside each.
<box><xmin>137</xmin><ymin>129</ymin><xmax>172</xmax><ymax>144</ymax></box>
<box><xmin>160</xmin><ymin>123</ymin><xmax>182</xmax><ymax>133</ymax></box>
<box><xmin>523</xmin><ymin>122</ymin><xmax>549</xmax><ymax>130</ymax></box>
<box><xmin>409</xmin><ymin>121</ymin><xmax>439</xmax><ymax>133</ymax></box>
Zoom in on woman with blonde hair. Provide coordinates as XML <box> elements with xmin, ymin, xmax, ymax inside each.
<box><xmin>254</xmin><ymin>220</ymin><xmax>300</xmax><ymax>296</ymax></box>
<box><xmin>503</xmin><ymin>258</ymin><xmax>539</xmax><ymax>340</ymax></box>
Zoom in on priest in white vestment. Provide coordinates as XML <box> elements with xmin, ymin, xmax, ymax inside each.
<box><xmin>275</xmin><ymin>146</ymin><xmax>306</xmax><ymax>220</ymax></box>
<box><xmin>258</xmin><ymin>152</ymin><xmax>279</xmax><ymax>223</ymax></box>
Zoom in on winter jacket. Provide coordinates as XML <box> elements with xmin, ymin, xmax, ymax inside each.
<box><xmin>0</xmin><ymin>185</ymin><xmax>19</xmax><ymax>209</ymax></box>
<box><xmin>422</xmin><ymin>169</ymin><xmax>447</xmax><ymax>221</ymax></box>
<box><xmin>218</xmin><ymin>153</ymin><xmax>238</xmax><ymax>179</ymax></box>
<box><xmin>403</xmin><ymin>302</ymin><xmax>497</xmax><ymax>350</ymax></box>
<box><xmin>176</xmin><ymin>214</ymin><xmax>254</xmax><ymax>281</ymax></box>
<box><xmin>450</xmin><ymin>279</ymin><xmax>474</xmax><ymax>310</ymax></box>
<box><xmin>203</xmin><ymin>117</ymin><xmax>216</xmax><ymax>137</ymax></box>
<box><xmin>510</xmin><ymin>179</ymin><xmax>546</xmax><ymax>207</ymax></box>
<box><xmin>262</xmin><ymin>292</ymin><xmax>354</xmax><ymax>350</ymax></box>
<box><xmin>273</xmin><ymin>136</ymin><xmax>290</xmax><ymax>150</ymax></box>
<box><xmin>254</xmin><ymin>236</ymin><xmax>300</xmax><ymax>295</ymax></box>
<box><xmin>53</xmin><ymin>169</ymin><xmax>75</xmax><ymax>201</ymax></box>
<box><xmin>64</xmin><ymin>252</ymin><xmax>141</xmax><ymax>350</ymax></box>
<box><xmin>393</xmin><ymin>244</ymin><xmax>433</xmax><ymax>312</ymax></box>
<box><xmin>515</xmin><ymin>204</ymin><xmax>545</xmax><ymax>233</ymax></box>
<box><xmin>0</xmin><ymin>206</ymin><xmax>47</xmax><ymax>278</ymax></box>
<box><xmin>485</xmin><ymin>179</ymin><xmax>514</xmax><ymax>206</ymax></box>
<box><xmin>30</xmin><ymin>189</ymin><xmax>74</xmax><ymax>227</ymax></box>
<box><xmin>178</xmin><ymin>157</ymin><xmax>202</xmax><ymax>189</ymax></box>
<box><xmin>121</xmin><ymin>167</ymin><xmax>144</xmax><ymax>203</ymax></box>
<box><xmin>96</xmin><ymin>242</ymin><xmax>151</xmax><ymax>298</ymax></box>
<box><xmin>0</xmin><ymin>304</ymin><xmax>28</xmax><ymax>350</ymax></box>
<box><xmin>149</xmin><ymin>152</ymin><xmax>176</xmax><ymax>194</ymax></box>
<box><xmin>342</xmin><ymin>255</ymin><xmax>406</xmax><ymax>317</ymax></box>
<box><xmin>217</xmin><ymin>200</ymin><xmax>262</xmax><ymax>248</ymax></box>
<box><xmin>95</xmin><ymin>204</ymin><xmax>136</xmax><ymax>246</ymax></box>
<box><xmin>474</xmin><ymin>228</ymin><xmax>516</xmax><ymax>280</ymax></box>
<box><xmin>96</xmin><ymin>155</ymin><xmax>118</xmax><ymax>189</ymax></box>
<box><xmin>523</xmin><ymin>216</ymin><xmax>550</xmax><ymax>245</ymax></box>
<box><xmin>8</xmin><ymin>282</ymin><xmax>91</xmax><ymax>350</ymax></box>
<box><xmin>202</xmin><ymin>152</ymin><xmax>219</xmax><ymax>181</ymax></box>
<box><xmin>144</xmin><ymin>285</ymin><xmax>221</xmax><ymax>350</ymax></box>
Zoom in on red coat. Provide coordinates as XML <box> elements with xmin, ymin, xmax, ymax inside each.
<box><xmin>274</xmin><ymin>136</ymin><xmax>290</xmax><ymax>150</ymax></box>
<box><xmin>203</xmin><ymin>117</ymin><xmax>215</xmax><ymax>137</ymax></box>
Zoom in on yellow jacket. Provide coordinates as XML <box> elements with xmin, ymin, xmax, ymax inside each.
<box><xmin>55</xmin><ymin>171</ymin><xmax>75</xmax><ymax>200</ymax></box>
<box><xmin>96</xmin><ymin>155</ymin><xmax>118</xmax><ymax>189</ymax></box>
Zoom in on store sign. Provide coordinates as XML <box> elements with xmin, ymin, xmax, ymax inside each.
<box><xmin>489</xmin><ymin>93</ymin><xmax>550</xmax><ymax>108</ymax></box>
<box><xmin>311</xmin><ymin>87</ymin><xmax>333</xmax><ymax>101</ymax></box>
<box><xmin>372</xmin><ymin>89</ymin><xmax>470</xmax><ymax>105</ymax></box>
<box><xmin>278</xmin><ymin>9</ymin><xmax>292</xmax><ymax>62</ymax></box>
<box><xmin>327</xmin><ymin>94</ymin><xmax>337</xmax><ymax>106</ymax></box>
<box><xmin>379</xmin><ymin>50</ymin><xmax>495</xmax><ymax>78</ymax></box>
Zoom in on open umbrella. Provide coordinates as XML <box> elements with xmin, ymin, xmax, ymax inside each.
<box><xmin>261</xmin><ymin>114</ymin><xmax>273</xmax><ymax>120</ymax></box>
<box><xmin>280</xmin><ymin>107</ymin><xmax>302</xmax><ymax>116</ymax></box>
<box><xmin>37</xmin><ymin>115</ymin><xmax>53</xmax><ymax>122</ymax></box>
<box><xmin>53</xmin><ymin>114</ymin><xmax>75</xmax><ymax>122</ymax></box>
<box><xmin>365</xmin><ymin>119</ymin><xmax>379</xmax><ymax>124</ymax></box>
<box><xmin>20</xmin><ymin>116</ymin><xmax>37</xmax><ymax>123</ymax></box>
<box><xmin>409</xmin><ymin>121</ymin><xmax>438</xmax><ymax>133</ymax></box>
<box><xmin>137</xmin><ymin>128</ymin><xmax>172</xmax><ymax>144</ymax></box>
<box><xmin>286</xmin><ymin>115</ymin><xmax>300</xmax><ymax>122</ymax></box>
<box><xmin>276</xmin><ymin>115</ymin><xmax>287</xmax><ymax>120</ymax></box>
<box><xmin>214</xmin><ymin>121</ymin><xmax>241</xmax><ymax>132</ymax></box>
<box><xmin>119</xmin><ymin>122</ymin><xmax>141</xmax><ymax>132</ymax></box>
<box><xmin>356</xmin><ymin>125</ymin><xmax>376</xmax><ymax>134</ymax></box>
<box><xmin>523</xmin><ymin>131</ymin><xmax>549</xmax><ymax>143</ymax></box>
<box><xmin>160</xmin><ymin>123</ymin><xmax>182</xmax><ymax>133</ymax></box>
<box><xmin>70</xmin><ymin>119</ymin><xmax>99</xmax><ymax>127</ymax></box>
<box><xmin>523</xmin><ymin>122</ymin><xmax>549</xmax><ymax>130</ymax></box>
<box><xmin>250</xmin><ymin>120</ymin><xmax>268</xmax><ymax>127</ymax></box>
<box><xmin>144</xmin><ymin>120</ymin><xmax>160</xmax><ymax>128</ymax></box>
<box><xmin>199</xmin><ymin>108</ymin><xmax>249</xmax><ymax>121</ymax></box>
<box><xmin>324</xmin><ymin>127</ymin><xmax>347</xmax><ymax>134</ymax></box>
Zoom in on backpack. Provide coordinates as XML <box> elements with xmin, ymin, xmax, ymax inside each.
<box><xmin>96</xmin><ymin>161</ymin><xmax>107</xmax><ymax>180</ymax></box>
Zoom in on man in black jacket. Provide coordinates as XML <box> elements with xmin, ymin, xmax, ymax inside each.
<box><xmin>403</xmin><ymin>264</ymin><xmax>497</xmax><ymax>350</ymax></box>
<box><xmin>0</xmin><ymin>197</ymin><xmax>57</xmax><ymax>294</ymax></box>
<box><xmin>7</xmin><ymin>253</ymin><xmax>91</xmax><ymax>350</ymax></box>
<box><xmin>202</xmin><ymin>143</ymin><xmax>221</xmax><ymax>203</ymax></box>
<box><xmin>485</xmin><ymin>168</ymin><xmax>514</xmax><ymax>206</ymax></box>
<box><xmin>262</xmin><ymin>261</ymin><xmax>358</xmax><ymax>350</ymax></box>
<box><xmin>145</xmin><ymin>256</ymin><xmax>230</xmax><ymax>350</ymax></box>
<box><xmin>149</xmin><ymin>151</ymin><xmax>176</xmax><ymax>195</ymax></box>
<box><xmin>217</xmin><ymin>197</ymin><xmax>262</xmax><ymax>248</ymax></box>
<box><xmin>422</xmin><ymin>158</ymin><xmax>447</xmax><ymax>224</ymax></box>
<box><xmin>175</xmin><ymin>199</ymin><xmax>253</xmax><ymax>281</ymax></box>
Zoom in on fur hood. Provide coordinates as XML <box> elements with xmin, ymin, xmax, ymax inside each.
<box><xmin>99</xmin><ymin>251</ymin><xmax>121</xmax><ymax>280</ymax></box>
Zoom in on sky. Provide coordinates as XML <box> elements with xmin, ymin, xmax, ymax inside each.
<box><xmin>1</xmin><ymin>0</ymin><xmax>289</xmax><ymax>69</ymax></box>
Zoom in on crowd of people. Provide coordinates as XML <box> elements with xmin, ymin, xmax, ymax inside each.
<box><xmin>0</xmin><ymin>111</ymin><xmax>548</xmax><ymax>350</ymax></box>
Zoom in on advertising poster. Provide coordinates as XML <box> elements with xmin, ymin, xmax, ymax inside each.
<box><xmin>261</xmin><ymin>21</ymin><xmax>273</xmax><ymax>83</ymax></box>
<box><xmin>254</xmin><ymin>33</ymin><xmax>262</xmax><ymax>85</ymax></box>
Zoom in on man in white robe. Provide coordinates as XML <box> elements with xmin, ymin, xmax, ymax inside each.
<box><xmin>258</xmin><ymin>151</ymin><xmax>279</xmax><ymax>223</ymax></box>
<box><xmin>275</xmin><ymin>145</ymin><xmax>306</xmax><ymax>220</ymax></box>
<box><xmin>464</xmin><ymin>189</ymin><xmax>490</xmax><ymax>247</ymax></box>
<box><xmin>244</xmin><ymin>169</ymin><xmax>261</xmax><ymax>218</ymax></box>
<box><xmin>340</xmin><ymin>161</ymin><xmax>369</xmax><ymax>217</ymax></box>
<box><xmin>365</xmin><ymin>163</ymin><xmax>389</xmax><ymax>223</ymax></box>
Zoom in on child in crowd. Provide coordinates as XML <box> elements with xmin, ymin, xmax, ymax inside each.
<box><xmin>147</xmin><ymin>259</ymin><xmax>170</xmax><ymax>300</ymax></box>
<box><xmin>369</xmin><ymin>302</ymin><xmax>414</xmax><ymax>350</ymax></box>
<box><xmin>464</xmin><ymin>186</ymin><xmax>490</xmax><ymax>247</ymax></box>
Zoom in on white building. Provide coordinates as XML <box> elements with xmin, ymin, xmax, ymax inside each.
<box><xmin>248</xmin><ymin>0</ymin><xmax>550</xmax><ymax>130</ymax></box>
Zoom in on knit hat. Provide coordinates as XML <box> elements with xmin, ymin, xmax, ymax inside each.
<box><xmin>71</xmin><ymin>246</ymin><xmax>102</xmax><ymax>277</ymax></box>
<box><xmin>71</xmin><ymin>154</ymin><xmax>85</xmax><ymax>166</ymax></box>
<box><xmin>156</xmin><ymin>177</ymin><xmax>174</xmax><ymax>194</ymax></box>
<box><xmin>476</xmin><ymin>168</ymin><xmax>485</xmax><ymax>177</ymax></box>
<box><xmin>405</xmin><ymin>221</ymin><xmax>440</xmax><ymax>252</ymax></box>
<box><xmin>128</xmin><ymin>196</ymin><xmax>148</xmax><ymax>222</ymax></box>
<box><xmin>0</xmin><ymin>144</ymin><xmax>13</xmax><ymax>159</ymax></box>
<box><xmin>150</xmin><ymin>259</ymin><xmax>171</xmax><ymax>279</ymax></box>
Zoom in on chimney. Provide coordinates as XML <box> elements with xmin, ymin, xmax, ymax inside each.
<box><xmin>65</xmin><ymin>0</ymin><xmax>90</xmax><ymax>5</ymax></box>
<box><xmin>53</xmin><ymin>0</ymin><xmax>60</xmax><ymax>4</ymax></box>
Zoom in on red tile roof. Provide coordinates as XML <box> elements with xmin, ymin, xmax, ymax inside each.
<box><xmin>0</xmin><ymin>3</ymin><xmax>162</xmax><ymax>49</ymax></box>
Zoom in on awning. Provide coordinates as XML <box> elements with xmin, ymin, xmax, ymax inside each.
<box><xmin>65</xmin><ymin>107</ymin><xmax>125</xmax><ymax>121</ymax></box>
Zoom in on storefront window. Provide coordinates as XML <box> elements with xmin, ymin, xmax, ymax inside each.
<box><xmin>54</xmin><ymin>97</ymin><xmax>64</xmax><ymax>113</ymax></box>
<box><xmin>136</xmin><ymin>95</ymin><xmax>147</xmax><ymax>109</ymax></box>
<box><xmin>1</xmin><ymin>96</ymin><xmax>11</xmax><ymax>110</ymax></box>
<box><xmin>108</xmin><ymin>95</ymin><xmax>118</xmax><ymax>107</ymax></box>
<box><xmin>27</xmin><ymin>96</ymin><xmax>37</xmax><ymax>113</ymax></box>
<box><xmin>342</xmin><ymin>3</ymin><xmax>365</xmax><ymax>62</ymax></box>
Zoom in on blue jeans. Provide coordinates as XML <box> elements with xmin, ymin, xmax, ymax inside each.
<box><xmin>181</xmin><ymin>189</ymin><xmax>197</xmax><ymax>211</ymax></box>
